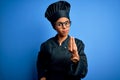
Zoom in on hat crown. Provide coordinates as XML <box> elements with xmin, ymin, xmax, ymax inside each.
<box><xmin>45</xmin><ymin>1</ymin><xmax>70</xmax><ymax>23</ymax></box>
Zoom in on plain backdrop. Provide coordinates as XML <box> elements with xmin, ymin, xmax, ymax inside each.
<box><xmin>0</xmin><ymin>0</ymin><xmax>120</xmax><ymax>80</ymax></box>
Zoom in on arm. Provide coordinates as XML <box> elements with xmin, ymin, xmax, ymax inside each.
<box><xmin>68</xmin><ymin>38</ymin><xmax>88</xmax><ymax>78</ymax></box>
<box><xmin>73</xmin><ymin>42</ymin><xmax>88</xmax><ymax>78</ymax></box>
<box><xmin>36</xmin><ymin>43</ymin><xmax>48</xmax><ymax>80</ymax></box>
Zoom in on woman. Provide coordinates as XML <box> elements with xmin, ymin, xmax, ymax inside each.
<box><xmin>37</xmin><ymin>1</ymin><xmax>88</xmax><ymax>80</ymax></box>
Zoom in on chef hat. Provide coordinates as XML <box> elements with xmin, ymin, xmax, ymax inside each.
<box><xmin>45</xmin><ymin>1</ymin><xmax>71</xmax><ymax>26</ymax></box>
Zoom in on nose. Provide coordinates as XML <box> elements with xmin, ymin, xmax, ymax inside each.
<box><xmin>62</xmin><ymin>24</ymin><xmax>67</xmax><ymax>29</ymax></box>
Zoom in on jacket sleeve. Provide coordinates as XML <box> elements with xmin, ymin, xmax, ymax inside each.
<box><xmin>69</xmin><ymin>40</ymin><xmax>88</xmax><ymax>78</ymax></box>
<box><xmin>36</xmin><ymin>43</ymin><xmax>49</xmax><ymax>80</ymax></box>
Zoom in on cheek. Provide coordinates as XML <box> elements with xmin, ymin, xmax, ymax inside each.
<box><xmin>54</xmin><ymin>28</ymin><xmax>60</xmax><ymax>32</ymax></box>
<box><xmin>65</xmin><ymin>27</ymin><xmax>70</xmax><ymax>32</ymax></box>
<box><xmin>54</xmin><ymin>27</ymin><xmax>70</xmax><ymax>33</ymax></box>
<box><xmin>57</xmin><ymin>29</ymin><xmax>62</xmax><ymax>33</ymax></box>
<box><xmin>67</xmin><ymin>27</ymin><xmax>70</xmax><ymax>30</ymax></box>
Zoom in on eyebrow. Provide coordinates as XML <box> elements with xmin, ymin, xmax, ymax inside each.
<box><xmin>56</xmin><ymin>20</ymin><xmax>69</xmax><ymax>23</ymax></box>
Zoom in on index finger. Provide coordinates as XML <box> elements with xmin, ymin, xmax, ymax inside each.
<box><xmin>68</xmin><ymin>36</ymin><xmax>73</xmax><ymax>52</ymax></box>
<box><xmin>72</xmin><ymin>37</ymin><xmax>77</xmax><ymax>51</ymax></box>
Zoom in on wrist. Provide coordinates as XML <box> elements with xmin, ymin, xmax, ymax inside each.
<box><xmin>71</xmin><ymin>56</ymin><xmax>80</xmax><ymax>63</ymax></box>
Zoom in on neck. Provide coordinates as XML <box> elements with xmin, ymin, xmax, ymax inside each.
<box><xmin>57</xmin><ymin>35</ymin><xmax>68</xmax><ymax>46</ymax></box>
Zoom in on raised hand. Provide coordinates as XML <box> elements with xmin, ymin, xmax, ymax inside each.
<box><xmin>40</xmin><ymin>77</ymin><xmax>46</xmax><ymax>80</ymax></box>
<box><xmin>68</xmin><ymin>37</ymin><xmax>80</xmax><ymax>63</ymax></box>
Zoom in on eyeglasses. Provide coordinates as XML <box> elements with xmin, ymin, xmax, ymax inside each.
<box><xmin>55</xmin><ymin>21</ymin><xmax>71</xmax><ymax>28</ymax></box>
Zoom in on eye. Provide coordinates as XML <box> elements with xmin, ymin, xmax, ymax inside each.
<box><xmin>57</xmin><ymin>23</ymin><xmax>62</xmax><ymax>26</ymax></box>
<box><xmin>65</xmin><ymin>21</ymin><xmax>69</xmax><ymax>25</ymax></box>
<box><xmin>65</xmin><ymin>21</ymin><xmax>70</xmax><ymax>26</ymax></box>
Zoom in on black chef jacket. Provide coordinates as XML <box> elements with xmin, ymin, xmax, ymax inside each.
<box><xmin>37</xmin><ymin>35</ymin><xmax>88</xmax><ymax>80</ymax></box>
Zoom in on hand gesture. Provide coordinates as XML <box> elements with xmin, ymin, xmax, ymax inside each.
<box><xmin>40</xmin><ymin>77</ymin><xmax>46</xmax><ymax>80</ymax></box>
<box><xmin>68</xmin><ymin>37</ymin><xmax>80</xmax><ymax>63</ymax></box>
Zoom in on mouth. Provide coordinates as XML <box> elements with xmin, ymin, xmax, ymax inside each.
<box><xmin>62</xmin><ymin>30</ymin><xmax>69</xmax><ymax>33</ymax></box>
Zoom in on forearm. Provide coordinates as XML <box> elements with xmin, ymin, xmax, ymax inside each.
<box><xmin>69</xmin><ymin>54</ymin><xmax>88</xmax><ymax>78</ymax></box>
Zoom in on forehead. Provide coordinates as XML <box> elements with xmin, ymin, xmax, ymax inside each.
<box><xmin>56</xmin><ymin>17</ymin><xmax>69</xmax><ymax>22</ymax></box>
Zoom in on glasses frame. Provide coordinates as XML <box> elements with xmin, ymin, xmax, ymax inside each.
<box><xmin>55</xmin><ymin>20</ymin><xmax>71</xmax><ymax>28</ymax></box>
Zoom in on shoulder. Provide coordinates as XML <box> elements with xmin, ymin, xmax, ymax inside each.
<box><xmin>75</xmin><ymin>38</ymin><xmax>85</xmax><ymax>47</ymax></box>
<box><xmin>41</xmin><ymin>37</ymin><xmax>55</xmax><ymax>48</ymax></box>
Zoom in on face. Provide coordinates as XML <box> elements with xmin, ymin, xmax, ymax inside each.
<box><xmin>54</xmin><ymin>17</ymin><xmax>71</xmax><ymax>37</ymax></box>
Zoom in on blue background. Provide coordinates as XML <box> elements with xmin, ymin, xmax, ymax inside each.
<box><xmin>0</xmin><ymin>0</ymin><xmax>120</xmax><ymax>80</ymax></box>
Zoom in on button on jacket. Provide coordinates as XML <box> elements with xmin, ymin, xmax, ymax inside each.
<box><xmin>37</xmin><ymin>35</ymin><xmax>88</xmax><ymax>80</ymax></box>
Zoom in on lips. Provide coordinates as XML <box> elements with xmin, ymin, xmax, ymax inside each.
<box><xmin>63</xmin><ymin>28</ymin><xmax>69</xmax><ymax>32</ymax></box>
<box><xmin>62</xmin><ymin>30</ymin><xmax>69</xmax><ymax>33</ymax></box>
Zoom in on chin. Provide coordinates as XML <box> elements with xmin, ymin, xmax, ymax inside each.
<box><xmin>61</xmin><ymin>34</ymin><xmax>68</xmax><ymax>37</ymax></box>
<box><xmin>58</xmin><ymin>32</ymin><xmax>69</xmax><ymax>37</ymax></box>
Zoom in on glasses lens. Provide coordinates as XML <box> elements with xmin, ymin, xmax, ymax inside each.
<box><xmin>55</xmin><ymin>21</ymin><xmax>71</xmax><ymax>28</ymax></box>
